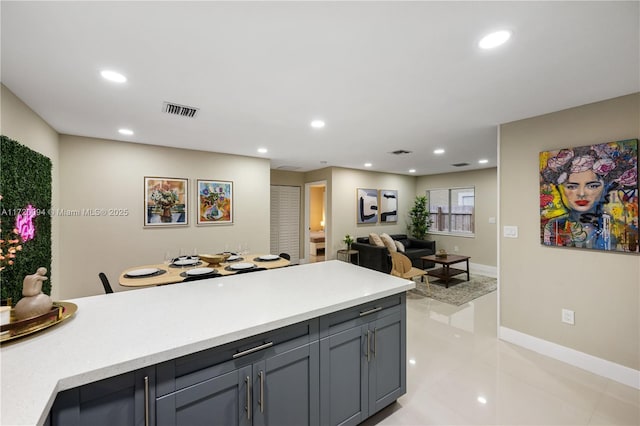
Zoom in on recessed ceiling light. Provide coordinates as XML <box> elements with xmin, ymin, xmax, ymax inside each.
<box><xmin>364</xmin><ymin>163</ymin><xmax>372</xmax><ymax>168</ymax></box>
<box><xmin>434</xmin><ymin>149</ymin><xmax>445</xmax><ymax>155</ymax></box>
<box><xmin>310</xmin><ymin>120</ymin><xmax>325</xmax><ymax>129</ymax></box>
<box><xmin>257</xmin><ymin>148</ymin><xmax>268</xmax><ymax>154</ymax></box>
<box><xmin>118</xmin><ymin>128</ymin><xmax>134</xmax><ymax>136</ymax></box>
<box><xmin>479</xmin><ymin>159</ymin><xmax>489</xmax><ymax>164</ymax></box>
<box><xmin>477</xmin><ymin>396</ymin><xmax>487</xmax><ymax>404</ymax></box>
<box><xmin>478</xmin><ymin>30</ymin><xmax>511</xmax><ymax>49</ymax></box>
<box><xmin>101</xmin><ymin>70</ymin><xmax>127</xmax><ymax>83</ymax></box>
<box><xmin>409</xmin><ymin>169</ymin><xmax>416</xmax><ymax>173</ymax></box>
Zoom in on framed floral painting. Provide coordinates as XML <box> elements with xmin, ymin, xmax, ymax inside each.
<box><xmin>197</xmin><ymin>180</ymin><xmax>233</xmax><ymax>225</ymax></box>
<box><xmin>539</xmin><ymin>139</ymin><xmax>638</xmax><ymax>253</ymax></box>
<box><xmin>144</xmin><ymin>177</ymin><xmax>188</xmax><ymax>227</ymax></box>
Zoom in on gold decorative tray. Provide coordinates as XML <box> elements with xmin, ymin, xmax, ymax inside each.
<box><xmin>0</xmin><ymin>301</ymin><xmax>77</xmax><ymax>344</ymax></box>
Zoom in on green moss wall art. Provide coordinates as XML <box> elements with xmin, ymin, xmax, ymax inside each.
<box><xmin>0</xmin><ymin>135</ymin><xmax>52</xmax><ymax>304</ymax></box>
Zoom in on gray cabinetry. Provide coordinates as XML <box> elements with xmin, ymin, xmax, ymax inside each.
<box><xmin>155</xmin><ymin>320</ymin><xmax>319</xmax><ymax>426</ymax></box>
<box><xmin>47</xmin><ymin>294</ymin><xmax>406</xmax><ymax>426</ymax></box>
<box><xmin>319</xmin><ymin>294</ymin><xmax>406</xmax><ymax>426</ymax></box>
<box><xmin>49</xmin><ymin>366</ymin><xmax>155</xmax><ymax>426</ymax></box>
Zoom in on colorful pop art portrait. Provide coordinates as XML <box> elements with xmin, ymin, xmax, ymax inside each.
<box><xmin>539</xmin><ymin>139</ymin><xmax>638</xmax><ymax>252</ymax></box>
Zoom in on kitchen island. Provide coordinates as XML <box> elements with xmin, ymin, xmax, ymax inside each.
<box><xmin>0</xmin><ymin>260</ymin><xmax>413</xmax><ymax>426</ymax></box>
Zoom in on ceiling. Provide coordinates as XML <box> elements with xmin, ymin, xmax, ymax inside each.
<box><xmin>2</xmin><ymin>1</ymin><xmax>639</xmax><ymax>175</ymax></box>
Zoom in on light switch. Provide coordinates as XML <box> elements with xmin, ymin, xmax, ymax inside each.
<box><xmin>503</xmin><ymin>226</ymin><xmax>518</xmax><ymax>238</ymax></box>
<box><xmin>488</xmin><ymin>217</ymin><xmax>496</xmax><ymax>224</ymax></box>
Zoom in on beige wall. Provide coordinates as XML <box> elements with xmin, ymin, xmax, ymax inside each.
<box><xmin>59</xmin><ymin>135</ymin><xmax>271</xmax><ymax>298</ymax></box>
<box><xmin>0</xmin><ymin>85</ymin><xmax>62</xmax><ymax>299</ymax></box>
<box><xmin>416</xmin><ymin>168</ymin><xmax>498</xmax><ymax>268</ymax></box>
<box><xmin>500</xmin><ymin>93</ymin><xmax>640</xmax><ymax>370</ymax></box>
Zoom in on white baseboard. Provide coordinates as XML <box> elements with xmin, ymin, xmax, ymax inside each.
<box><xmin>470</xmin><ymin>263</ymin><xmax>497</xmax><ymax>278</ymax></box>
<box><xmin>499</xmin><ymin>326</ymin><xmax>640</xmax><ymax>389</ymax></box>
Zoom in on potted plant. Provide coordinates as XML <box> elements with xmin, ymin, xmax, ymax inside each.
<box><xmin>343</xmin><ymin>234</ymin><xmax>354</xmax><ymax>251</ymax></box>
<box><xmin>408</xmin><ymin>196</ymin><xmax>432</xmax><ymax>240</ymax></box>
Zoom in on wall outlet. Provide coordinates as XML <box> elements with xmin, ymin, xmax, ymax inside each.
<box><xmin>562</xmin><ymin>309</ymin><xmax>575</xmax><ymax>325</ymax></box>
<box><xmin>453</xmin><ymin>246</ymin><xmax>459</xmax><ymax>252</ymax></box>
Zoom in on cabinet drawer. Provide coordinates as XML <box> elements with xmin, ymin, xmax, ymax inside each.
<box><xmin>157</xmin><ymin>319</ymin><xmax>318</xmax><ymax>396</ymax></box>
<box><xmin>319</xmin><ymin>294</ymin><xmax>404</xmax><ymax>338</ymax></box>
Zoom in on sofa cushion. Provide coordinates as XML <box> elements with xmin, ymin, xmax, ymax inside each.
<box><xmin>369</xmin><ymin>233</ymin><xmax>384</xmax><ymax>247</ymax></box>
<box><xmin>395</xmin><ymin>240</ymin><xmax>405</xmax><ymax>253</ymax></box>
<box><xmin>380</xmin><ymin>233</ymin><xmax>397</xmax><ymax>252</ymax></box>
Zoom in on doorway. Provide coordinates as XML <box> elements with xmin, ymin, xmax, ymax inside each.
<box><xmin>305</xmin><ymin>181</ymin><xmax>327</xmax><ymax>263</ymax></box>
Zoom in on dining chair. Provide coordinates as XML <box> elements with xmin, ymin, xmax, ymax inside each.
<box><xmin>279</xmin><ymin>253</ymin><xmax>291</xmax><ymax>260</ymax></box>
<box><xmin>389</xmin><ymin>252</ymin><xmax>429</xmax><ymax>291</ymax></box>
<box><xmin>98</xmin><ymin>272</ymin><xmax>114</xmax><ymax>294</ymax></box>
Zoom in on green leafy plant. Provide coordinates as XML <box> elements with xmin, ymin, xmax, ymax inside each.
<box><xmin>0</xmin><ymin>136</ymin><xmax>52</xmax><ymax>304</ymax></box>
<box><xmin>407</xmin><ymin>195</ymin><xmax>432</xmax><ymax>240</ymax></box>
<box><xmin>343</xmin><ymin>234</ymin><xmax>354</xmax><ymax>250</ymax></box>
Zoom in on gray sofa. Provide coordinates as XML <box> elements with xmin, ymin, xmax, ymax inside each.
<box><xmin>351</xmin><ymin>234</ymin><xmax>436</xmax><ymax>274</ymax></box>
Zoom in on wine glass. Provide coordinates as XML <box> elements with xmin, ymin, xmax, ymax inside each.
<box><xmin>163</xmin><ymin>251</ymin><xmax>174</xmax><ymax>266</ymax></box>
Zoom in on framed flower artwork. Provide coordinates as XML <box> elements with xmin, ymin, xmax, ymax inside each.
<box><xmin>144</xmin><ymin>177</ymin><xmax>188</xmax><ymax>227</ymax></box>
<box><xmin>197</xmin><ymin>180</ymin><xmax>233</xmax><ymax>225</ymax></box>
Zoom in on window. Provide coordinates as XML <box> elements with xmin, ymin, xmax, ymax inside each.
<box><xmin>427</xmin><ymin>187</ymin><xmax>475</xmax><ymax>235</ymax></box>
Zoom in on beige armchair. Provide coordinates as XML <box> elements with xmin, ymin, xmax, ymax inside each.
<box><xmin>390</xmin><ymin>252</ymin><xmax>430</xmax><ymax>292</ymax></box>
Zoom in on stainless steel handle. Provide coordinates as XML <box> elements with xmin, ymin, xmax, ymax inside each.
<box><xmin>258</xmin><ymin>371</ymin><xmax>264</xmax><ymax>413</ymax></box>
<box><xmin>359</xmin><ymin>307</ymin><xmax>382</xmax><ymax>317</ymax></box>
<box><xmin>366</xmin><ymin>331</ymin><xmax>371</xmax><ymax>362</ymax></box>
<box><xmin>233</xmin><ymin>342</ymin><xmax>274</xmax><ymax>359</ymax></box>
<box><xmin>373</xmin><ymin>328</ymin><xmax>377</xmax><ymax>358</ymax></box>
<box><xmin>245</xmin><ymin>376</ymin><xmax>251</xmax><ymax>420</ymax></box>
<box><xmin>144</xmin><ymin>376</ymin><xmax>149</xmax><ymax>426</ymax></box>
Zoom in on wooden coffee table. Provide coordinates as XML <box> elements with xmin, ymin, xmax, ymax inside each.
<box><xmin>421</xmin><ymin>254</ymin><xmax>470</xmax><ymax>288</ymax></box>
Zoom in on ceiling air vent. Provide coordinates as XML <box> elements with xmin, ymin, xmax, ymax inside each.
<box><xmin>390</xmin><ymin>149</ymin><xmax>412</xmax><ymax>155</ymax></box>
<box><xmin>451</xmin><ymin>162</ymin><xmax>470</xmax><ymax>167</ymax></box>
<box><xmin>162</xmin><ymin>102</ymin><xmax>199</xmax><ymax>118</ymax></box>
<box><xmin>276</xmin><ymin>165</ymin><xmax>301</xmax><ymax>171</ymax></box>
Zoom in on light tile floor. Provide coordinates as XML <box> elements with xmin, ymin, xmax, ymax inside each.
<box><xmin>362</xmin><ymin>290</ymin><xmax>640</xmax><ymax>426</ymax></box>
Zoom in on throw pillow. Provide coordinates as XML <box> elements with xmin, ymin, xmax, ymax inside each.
<box><xmin>395</xmin><ymin>240</ymin><xmax>405</xmax><ymax>253</ymax></box>
<box><xmin>369</xmin><ymin>233</ymin><xmax>384</xmax><ymax>247</ymax></box>
<box><xmin>380</xmin><ymin>233</ymin><xmax>397</xmax><ymax>252</ymax></box>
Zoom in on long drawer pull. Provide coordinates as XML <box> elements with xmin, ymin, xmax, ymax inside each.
<box><xmin>245</xmin><ymin>376</ymin><xmax>251</xmax><ymax>420</ymax></box>
<box><xmin>359</xmin><ymin>307</ymin><xmax>382</xmax><ymax>317</ymax></box>
<box><xmin>144</xmin><ymin>376</ymin><xmax>149</xmax><ymax>426</ymax></box>
<box><xmin>233</xmin><ymin>341</ymin><xmax>274</xmax><ymax>359</ymax></box>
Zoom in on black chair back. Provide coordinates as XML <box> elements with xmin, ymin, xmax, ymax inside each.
<box><xmin>279</xmin><ymin>253</ymin><xmax>291</xmax><ymax>260</ymax></box>
<box><xmin>233</xmin><ymin>267</ymin><xmax>267</xmax><ymax>275</ymax></box>
<box><xmin>98</xmin><ymin>272</ymin><xmax>114</xmax><ymax>294</ymax></box>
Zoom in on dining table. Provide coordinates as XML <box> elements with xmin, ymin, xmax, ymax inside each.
<box><xmin>119</xmin><ymin>253</ymin><xmax>290</xmax><ymax>287</ymax></box>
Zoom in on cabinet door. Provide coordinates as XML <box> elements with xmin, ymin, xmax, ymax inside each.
<box><xmin>254</xmin><ymin>342</ymin><xmax>319</xmax><ymax>426</ymax></box>
<box><xmin>368</xmin><ymin>311</ymin><xmax>405</xmax><ymax>415</ymax></box>
<box><xmin>319</xmin><ymin>325</ymin><xmax>368</xmax><ymax>426</ymax></box>
<box><xmin>156</xmin><ymin>366</ymin><xmax>252</xmax><ymax>426</ymax></box>
<box><xmin>50</xmin><ymin>367</ymin><xmax>155</xmax><ymax>426</ymax></box>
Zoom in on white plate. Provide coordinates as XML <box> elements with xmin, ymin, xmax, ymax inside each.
<box><xmin>258</xmin><ymin>254</ymin><xmax>280</xmax><ymax>261</ymax></box>
<box><xmin>186</xmin><ymin>267</ymin><xmax>215</xmax><ymax>276</ymax></box>
<box><xmin>227</xmin><ymin>255</ymin><xmax>241</xmax><ymax>261</ymax></box>
<box><xmin>173</xmin><ymin>258</ymin><xmax>199</xmax><ymax>266</ymax></box>
<box><xmin>229</xmin><ymin>262</ymin><xmax>255</xmax><ymax>270</ymax></box>
<box><xmin>127</xmin><ymin>268</ymin><xmax>159</xmax><ymax>277</ymax></box>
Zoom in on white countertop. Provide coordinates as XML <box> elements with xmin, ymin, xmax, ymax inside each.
<box><xmin>0</xmin><ymin>260</ymin><xmax>413</xmax><ymax>425</ymax></box>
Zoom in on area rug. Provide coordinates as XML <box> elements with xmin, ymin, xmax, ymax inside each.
<box><xmin>407</xmin><ymin>274</ymin><xmax>497</xmax><ymax>306</ymax></box>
